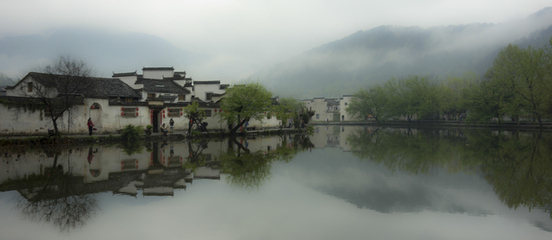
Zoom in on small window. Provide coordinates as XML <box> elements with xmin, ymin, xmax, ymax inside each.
<box><xmin>316</xmin><ymin>114</ymin><xmax>319</xmax><ymax>119</ymax></box>
<box><xmin>125</xmin><ymin>98</ymin><xmax>133</xmax><ymax>102</ymax></box>
<box><xmin>148</xmin><ymin>93</ymin><xmax>155</xmax><ymax>99</ymax></box>
<box><xmin>204</xmin><ymin>109</ymin><xmax>212</xmax><ymax>117</ymax></box>
<box><xmin>168</xmin><ymin>108</ymin><xmax>181</xmax><ymax>117</ymax></box>
<box><xmin>206</xmin><ymin>92</ymin><xmax>213</xmax><ymax>101</ymax></box>
<box><xmin>178</xmin><ymin>95</ymin><xmax>186</xmax><ymax>101</ymax></box>
<box><xmin>345</xmin><ymin>102</ymin><xmax>348</xmax><ymax>105</ymax></box>
<box><xmin>121</xmin><ymin>107</ymin><xmax>138</xmax><ymax>117</ymax></box>
<box><xmin>27</xmin><ymin>82</ymin><xmax>33</xmax><ymax>92</ymax></box>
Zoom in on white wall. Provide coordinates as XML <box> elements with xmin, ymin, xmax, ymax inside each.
<box><xmin>308</xmin><ymin>98</ymin><xmax>330</xmax><ymax>122</ymax></box>
<box><xmin>6</xmin><ymin>77</ymin><xmax>58</xmax><ymax>98</ymax></box>
<box><xmin>340</xmin><ymin>96</ymin><xmax>356</xmax><ymax>121</ymax></box>
<box><xmin>117</xmin><ymin>76</ymin><xmax>139</xmax><ymax>89</ymax></box>
<box><xmin>193</xmin><ymin>82</ymin><xmax>225</xmax><ymax>102</ymax></box>
<box><xmin>143</xmin><ymin>69</ymin><xmax>174</xmax><ymax>79</ymax></box>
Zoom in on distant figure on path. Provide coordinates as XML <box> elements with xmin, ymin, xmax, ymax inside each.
<box><xmin>160</xmin><ymin>123</ymin><xmax>168</xmax><ymax>135</ymax></box>
<box><xmin>169</xmin><ymin>118</ymin><xmax>175</xmax><ymax>134</ymax></box>
<box><xmin>87</xmin><ymin>118</ymin><xmax>94</xmax><ymax>136</ymax></box>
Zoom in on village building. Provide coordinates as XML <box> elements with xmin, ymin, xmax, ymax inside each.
<box><xmin>0</xmin><ymin>66</ymin><xmax>283</xmax><ymax>135</ymax></box>
<box><xmin>302</xmin><ymin>97</ymin><xmax>355</xmax><ymax>122</ymax></box>
<box><xmin>1</xmin><ymin>72</ymin><xmax>144</xmax><ymax>134</ymax></box>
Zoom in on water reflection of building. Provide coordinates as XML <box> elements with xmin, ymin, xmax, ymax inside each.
<box><xmin>0</xmin><ymin>135</ymin><xmax>293</xmax><ymax>198</ymax></box>
<box><xmin>309</xmin><ymin>125</ymin><xmax>375</xmax><ymax>151</ymax></box>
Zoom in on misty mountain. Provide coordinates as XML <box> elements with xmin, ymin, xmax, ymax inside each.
<box><xmin>256</xmin><ymin>7</ymin><xmax>552</xmax><ymax>99</ymax></box>
<box><xmin>0</xmin><ymin>73</ymin><xmax>15</xmax><ymax>87</ymax></box>
<box><xmin>0</xmin><ymin>28</ymin><xmax>207</xmax><ymax>79</ymax></box>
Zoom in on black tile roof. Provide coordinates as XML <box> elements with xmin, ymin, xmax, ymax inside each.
<box><xmin>112</xmin><ymin>71</ymin><xmax>137</xmax><ymax>77</ymax></box>
<box><xmin>21</xmin><ymin>72</ymin><xmax>141</xmax><ymax>99</ymax></box>
<box><xmin>194</xmin><ymin>80</ymin><xmax>220</xmax><ymax>85</ymax></box>
<box><xmin>142</xmin><ymin>67</ymin><xmax>174</xmax><ymax>71</ymax></box>
<box><xmin>137</xmin><ymin>78</ymin><xmax>191</xmax><ymax>94</ymax></box>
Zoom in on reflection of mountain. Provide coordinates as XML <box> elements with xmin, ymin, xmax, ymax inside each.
<box><xmin>341</xmin><ymin>127</ymin><xmax>552</xmax><ymax>231</ymax></box>
<box><xmin>279</xmin><ymin>148</ymin><xmax>493</xmax><ymax>215</ymax></box>
<box><xmin>318</xmin><ymin>183</ymin><xmax>433</xmax><ymax>213</ymax></box>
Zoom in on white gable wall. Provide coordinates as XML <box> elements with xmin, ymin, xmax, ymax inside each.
<box><xmin>194</xmin><ymin>82</ymin><xmax>224</xmax><ymax>102</ymax></box>
<box><xmin>6</xmin><ymin>76</ymin><xmax>58</xmax><ymax>98</ymax></box>
<box><xmin>143</xmin><ymin>69</ymin><xmax>174</xmax><ymax>79</ymax></box>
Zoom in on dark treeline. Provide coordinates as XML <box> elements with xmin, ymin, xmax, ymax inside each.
<box><xmin>347</xmin><ymin>39</ymin><xmax>552</xmax><ymax>125</ymax></box>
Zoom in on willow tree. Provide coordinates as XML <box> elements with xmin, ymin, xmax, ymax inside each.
<box><xmin>273</xmin><ymin>97</ymin><xmax>304</xmax><ymax>129</ymax></box>
<box><xmin>346</xmin><ymin>84</ymin><xmax>388</xmax><ymax>122</ymax></box>
<box><xmin>219</xmin><ymin>82</ymin><xmax>273</xmax><ymax>135</ymax></box>
<box><xmin>485</xmin><ymin>43</ymin><xmax>552</xmax><ymax>125</ymax></box>
<box><xmin>184</xmin><ymin>101</ymin><xmax>206</xmax><ymax>135</ymax></box>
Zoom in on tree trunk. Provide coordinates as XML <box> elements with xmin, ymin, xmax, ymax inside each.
<box><xmin>230</xmin><ymin>118</ymin><xmax>249</xmax><ymax>135</ymax></box>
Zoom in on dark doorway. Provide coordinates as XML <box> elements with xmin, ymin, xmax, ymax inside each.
<box><xmin>152</xmin><ymin>110</ymin><xmax>161</xmax><ymax>132</ymax></box>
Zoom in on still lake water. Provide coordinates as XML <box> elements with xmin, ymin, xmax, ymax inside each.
<box><xmin>1</xmin><ymin>126</ymin><xmax>551</xmax><ymax>240</ymax></box>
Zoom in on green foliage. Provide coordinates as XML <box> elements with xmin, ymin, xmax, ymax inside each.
<box><xmin>347</xmin><ymin>39</ymin><xmax>552</xmax><ymax>124</ymax></box>
<box><xmin>184</xmin><ymin>102</ymin><xmax>205</xmax><ymax>122</ymax></box>
<box><xmin>219</xmin><ymin>82</ymin><xmax>273</xmax><ymax>134</ymax></box>
<box><xmin>119</xmin><ymin>125</ymin><xmax>143</xmax><ymax>155</ymax></box>
<box><xmin>348</xmin><ymin>75</ymin><xmax>445</xmax><ymax>121</ymax></box>
<box><xmin>184</xmin><ymin>101</ymin><xmax>206</xmax><ymax>135</ymax></box>
<box><xmin>120</xmin><ymin>124</ymin><xmax>143</xmax><ymax>142</ymax></box>
<box><xmin>347</xmin><ymin>84</ymin><xmax>389</xmax><ymax>121</ymax></box>
<box><xmin>481</xmin><ymin>43</ymin><xmax>552</xmax><ymax>124</ymax></box>
<box><xmin>220</xmin><ymin>148</ymin><xmax>273</xmax><ymax>189</ymax></box>
<box><xmin>273</xmin><ymin>98</ymin><xmax>299</xmax><ymax>127</ymax></box>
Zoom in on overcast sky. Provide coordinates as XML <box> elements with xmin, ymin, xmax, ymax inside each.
<box><xmin>0</xmin><ymin>0</ymin><xmax>550</xmax><ymax>80</ymax></box>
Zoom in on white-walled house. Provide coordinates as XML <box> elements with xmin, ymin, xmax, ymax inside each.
<box><xmin>192</xmin><ymin>80</ymin><xmax>228</xmax><ymax>102</ymax></box>
<box><xmin>112</xmin><ymin>67</ymin><xmax>229</xmax><ymax>133</ymax></box>
<box><xmin>0</xmin><ymin>66</ymin><xmax>284</xmax><ymax>135</ymax></box>
<box><xmin>340</xmin><ymin>95</ymin><xmax>357</xmax><ymax>121</ymax></box>
<box><xmin>1</xmin><ymin>72</ymin><xmax>145</xmax><ymax>134</ymax></box>
<box><xmin>302</xmin><ymin>96</ymin><xmax>356</xmax><ymax>122</ymax></box>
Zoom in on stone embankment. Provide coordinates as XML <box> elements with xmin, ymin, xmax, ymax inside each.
<box><xmin>312</xmin><ymin>120</ymin><xmax>552</xmax><ymax>131</ymax></box>
<box><xmin>0</xmin><ymin>127</ymin><xmax>305</xmax><ymax>148</ymax></box>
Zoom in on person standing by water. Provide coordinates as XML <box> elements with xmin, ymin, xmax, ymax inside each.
<box><xmin>87</xmin><ymin>118</ymin><xmax>94</xmax><ymax>136</ymax></box>
<box><xmin>169</xmin><ymin>118</ymin><xmax>175</xmax><ymax>134</ymax></box>
<box><xmin>160</xmin><ymin>123</ymin><xmax>168</xmax><ymax>135</ymax></box>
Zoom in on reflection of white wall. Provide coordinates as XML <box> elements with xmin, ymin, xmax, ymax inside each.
<box><xmin>0</xmin><ymin>135</ymin><xmax>289</xmax><ymax>185</ymax></box>
<box><xmin>241</xmin><ymin>135</ymin><xmax>281</xmax><ymax>153</ymax></box>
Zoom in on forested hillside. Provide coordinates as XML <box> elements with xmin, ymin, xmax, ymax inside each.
<box><xmin>256</xmin><ymin>8</ymin><xmax>552</xmax><ymax>99</ymax></box>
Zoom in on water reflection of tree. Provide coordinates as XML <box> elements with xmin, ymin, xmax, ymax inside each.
<box><xmin>185</xmin><ymin>139</ymin><xmax>211</xmax><ymax>170</ymax></box>
<box><xmin>347</xmin><ymin>127</ymin><xmax>552</xmax><ymax>217</ymax></box>
<box><xmin>120</xmin><ymin>140</ymin><xmax>144</xmax><ymax>156</ymax></box>
<box><xmin>220</xmin><ymin>135</ymin><xmax>314</xmax><ymax>189</ymax></box>
<box><xmin>15</xmin><ymin>152</ymin><xmax>98</xmax><ymax>232</ymax></box>
<box><xmin>473</xmin><ymin>131</ymin><xmax>552</xmax><ymax>217</ymax></box>
<box><xmin>347</xmin><ymin>128</ymin><xmax>470</xmax><ymax>174</ymax></box>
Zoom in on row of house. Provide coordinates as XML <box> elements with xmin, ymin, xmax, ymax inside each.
<box><xmin>302</xmin><ymin>96</ymin><xmax>356</xmax><ymax>122</ymax></box>
<box><xmin>0</xmin><ymin>66</ymin><xmax>361</xmax><ymax>135</ymax></box>
<box><xmin>0</xmin><ymin>67</ymin><xmax>282</xmax><ymax>135</ymax></box>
